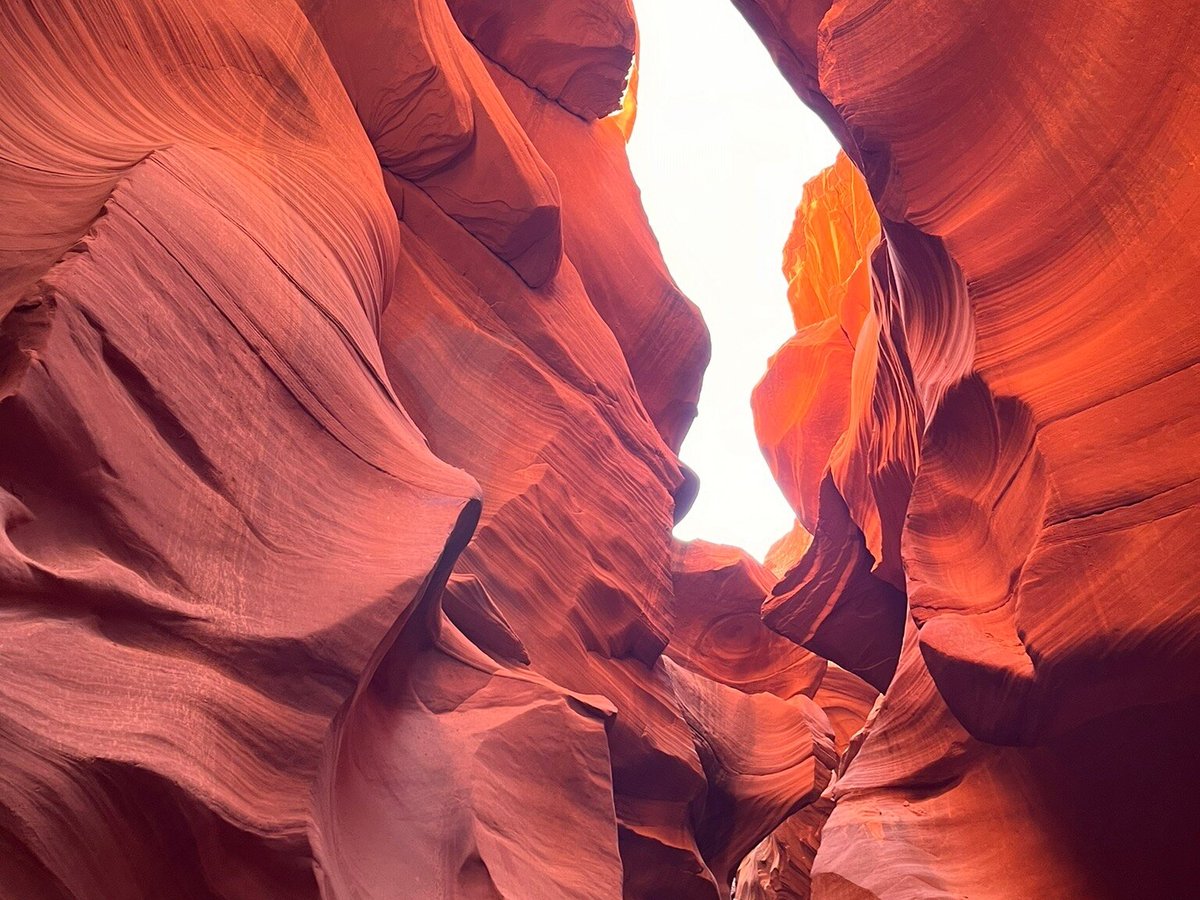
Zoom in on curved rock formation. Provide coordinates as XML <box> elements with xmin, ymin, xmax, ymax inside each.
<box><xmin>0</xmin><ymin>1</ymin><xmax>815</xmax><ymax>897</ymax></box>
<box><xmin>733</xmin><ymin>665</ymin><xmax>876</xmax><ymax>900</ymax></box>
<box><xmin>740</xmin><ymin>0</ymin><xmax>1200</xmax><ymax>895</ymax></box>
<box><xmin>0</xmin><ymin>3</ymin><xmax>483</xmax><ymax>896</ymax></box>
<box><xmin>446</xmin><ymin>0</ymin><xmax>636</xmax><ymax>120</ymax></box>
<box><xmin>752</xmin><ymin>151</ymin><xmax>877</xmax><ymax>532</ymax></box>
<box><xmin>816</xmin><ymin>624</ymin><xmax>1200</xmax><ymax>899</ymax></box>
<box><xmin>2</xmin><ymin>0</ymin><xmax>1196</xmax><ymax>896</ymax></box>
<box><xmin>668</xmin><ymin>541</ymin><xmax>825</xmax><ymax>699</ymax></box>
<box><xmin>301</xmin><ymin>0</ymin><xmax>564</xmax><ymax>288</ymax></box>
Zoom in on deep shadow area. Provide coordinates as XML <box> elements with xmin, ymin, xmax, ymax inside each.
<box><xmin>1029</xmin><ymin>694</ymin><xmax>1200</xmax><ymax>897</ymax></box>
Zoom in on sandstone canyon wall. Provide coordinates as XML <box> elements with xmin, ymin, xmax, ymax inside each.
<box><xmin>0</xmin><ymin>0</ymin><xmax>829</xmax><ymax>896</ymax></box>
<box><xmin>0</xmin><ymin>0</ymin><xmax>1197</xmax><ymax>899</ymax></box>
<box><xmin>741</xmin><ymin>0</ymin><xmax>1200</xmax><ymax>896</ymax></box>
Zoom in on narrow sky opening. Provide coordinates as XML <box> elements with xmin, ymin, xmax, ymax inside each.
<box><xmin>627</xmin><ymin>1</ymin><xmax>840</xmax><ymax>560</ymax></box>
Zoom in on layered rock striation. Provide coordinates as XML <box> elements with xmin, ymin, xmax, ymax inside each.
<box><xmin>0</xmin><ymin>0</ymin><xmax>1196</xmax><ymax>897</ymax></box>
<box><xmin>744</xmin><ymin>0</ymin><xmax>1200</xmax><ymax>896</ymax></box>
<box><xmin>0</xmin><ymin>1</ymin><xmax>817</xmax><ymax>897</ymax></box>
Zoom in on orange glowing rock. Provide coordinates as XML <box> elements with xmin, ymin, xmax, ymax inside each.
<box><xmin>781</xmin><ymin>151</ymin><xmax>878</xmax><ymax>339</ymax></box>
<box><xmin>612</xmin><ymin>57</ymin><xmax>640</xmax><ymax>142</ymax></box>
<box><xmin>752</xmin><ymin>152</ymin><xmax>877</xmax><ymax>531</ymax></box>
<box><xmin>738</xmin><ymin>0</ymin><xmax>1200</xmax><ymax>894</ymax></box>
<box><xmin>752</xmin><ymin>154</ymin><xmax>907</xmax><ymax>693</ymax></box>
<box><xmin>763</xmin><ymin>520</ymin><xmax>812</xmax><ymax>579</ymax></box>
<box><xmin>752</xmin><ymin>319</ymin><xmax>854</xmax><ymax>529</ymax></box>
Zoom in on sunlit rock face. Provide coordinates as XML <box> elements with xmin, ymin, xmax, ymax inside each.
<box><xmin>751</xmin><ymin>154</ymin><xmax>907</xmax><ymax>695</ymax></box>
<box><xmin>753</xmin><ymin>152</ymin><xmax>879</xmax><ymax>536</ymax></box>
<box><xmin>2</xmin><ymin>0</ymin><xmax>1195</xmax><ymax>896</ymax></box>
<box><xmin>0</xmin><ymin>1</ymin><xmax>809</xmax><ymax>897</ymax></box>
<box><xmin>741</xmin><ymin>0</ymin><xmax>1200</xmax><ymax>896</ymax></box>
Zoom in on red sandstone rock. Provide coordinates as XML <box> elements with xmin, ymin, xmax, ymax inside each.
<box><xmin>815</xmin><ymin>624</ymin><xmax>1200</xmax><ymax>899</ymax></box>
<box><xmin>743</xmin><ymin>0</ymin><xmax>1199</xmax><ymax>747</ymax></box>
<box><xmin>753</xmin><ymin>153</ymin><xmax>912</xmax><ymax>695</ymax></box>
<box><xmin>489</xmin><ymin>57</ymin><xmax>710</xmax><ymax>453</ymax></box>
<box><xmin>313</xmin><ymin>568</ymin><xmax>626</xmax><ymax>898</ymax></box>
<box><xmin>733</xmin><ymin>793</ymin><xmax>833</xmax><ymax>900</ymax></box>
<box><xmin>753</xmin><ymin>318</ymin><xmax>854</xmax><ymax>531</ymax></box>
<box><xmin>664</xmin><ymin>657</ymin><xmax>835</xmax><ymax>889</ymax></box>
<box><xmin>1</xmin><ymin>0</ymin><xmax>841</xmax><ymax>895</ymax></box>
<box><xmin>668</xmin><ymin>540</ymin><xmax>825</xmax><ymax>699</ymax></box>
<box><xmin>301</xmin><ymin>0</ymin><xmax>565</xmax><ymax>288</ymax></box>
<box><xmin>732</xmin><ymin>666</ymin><xmax>876</xmax><ymax>899</ymax></box>
<box><xmin>4</xmin><ymin>0</ymin><xmax>1197</xmax><ymax>895</ymax></box>
<box><xmin>663</xmin><ymin>541</ymin><xmax>842</xmax><ymax>890</ymax></box>
<box><xmin>763</xmin><ymin>476</ymin><xmax>907</xmax><ymax>693</ymax></box>
<box><xmin>0</xmin><ymin>0</ymin><xmax>479</xmax><ymax>894</ymax></box>
<box><xmin>738</xmin><ymin>0</ymin><xmax>1200</xmax><ymax>894</ymax></box>
<box><xmin>446</xmin><ymin>0</ymin><xmax>636</xmax><ymax>120</ymax></box>
<box><xmin>376</xmin><ymin>174</ymin><xmax>710</xmax><ymax>895</ymax></box>
<box><xmin>813</xmin><ymin>665</ymin><xmax>878</xmax><ymax>758</ymax></box>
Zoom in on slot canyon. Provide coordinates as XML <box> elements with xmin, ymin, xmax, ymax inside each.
<box><xmin>0</xmin><ymin>0</ymin><xmax>1197</xmax><ymax>897</ymax></box>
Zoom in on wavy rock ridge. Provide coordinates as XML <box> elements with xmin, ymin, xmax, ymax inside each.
<box><xmin>1</xmin><ymin>0</ymin><xmax>1197</xmax><ymax>898</ymax></box>
<box><xmin>743</xmin><ymin>0</ymin><xmax>1200</xmax><ymax>896</ymax></box>
<box><xmin>0</xmin><ymin>0</ymin><xmax>825</xmax><ymax>897</ymax></box>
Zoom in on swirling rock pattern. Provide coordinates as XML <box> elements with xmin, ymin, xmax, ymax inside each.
<box><xmin>740</xmin><ymin>0</ymin><xmax>1200</xmax><ymax>895</ymax></box>
<box><xmin>0</xmin><ymin>1</ymin><xmax>827</xmax><ymax>897</ymax></box>
<box><xmin>669</xmin><ymin>540</ymin><xmax>825</xmax><ymax>699</ymax></box>
<box><xmin>3</xmin><ymin>0</ymin><xmax>1197</xmax><ymax>896</ymax></box>
<box><xmin>733</xmin><ymin>665</ymin><xmax>876</xmax><ymax>900</ymax></box>
<box><xmin>0</xmin><ymin>3</ymin><xmax>482</xmax><ymax>896</ymax></box>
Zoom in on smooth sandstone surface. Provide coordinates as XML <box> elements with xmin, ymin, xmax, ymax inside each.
<box><xmin>0</xmin><ymin>1</ymin><xmax>824</xmax><ymax>897</ymax></box>
<box><xmin>739</xmin><ymin>0</ymin><xmax>1200</xmax><ymax>896</ymax></box>
<box><xmin>1</xmin><ymin>0</ymin><xmax>1196</xmax><ymax>897</ymax></box>
<box><xmin>733</xmin><ymin>665</ymin><xmax>876</xmax><ymax>900</ymax></box>
<box><xmin>446</xmin><ymin>0</ymin><xmax>637</xmax><ymax>120</ymax></box>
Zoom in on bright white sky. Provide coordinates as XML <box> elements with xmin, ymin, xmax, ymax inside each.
<box><xmin>626</xmin><ymin>0</ymin><xmax>840</xmax><ymax>560</ymax></box>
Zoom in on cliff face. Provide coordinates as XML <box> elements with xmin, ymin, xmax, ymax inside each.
<box><xmin>0</xmin><ymin>0</ymin><xmax>1196</xmax><ymax>898</ymax></box>
<box><xmin>0</xmin><ymin>1</ymin><xmax>820</xmax><ymax>897</ymax></box>
<box><xmin>741</xmin><ymin>0</ymin><xmax>1200</xmax><ymax>896</ymax></box>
